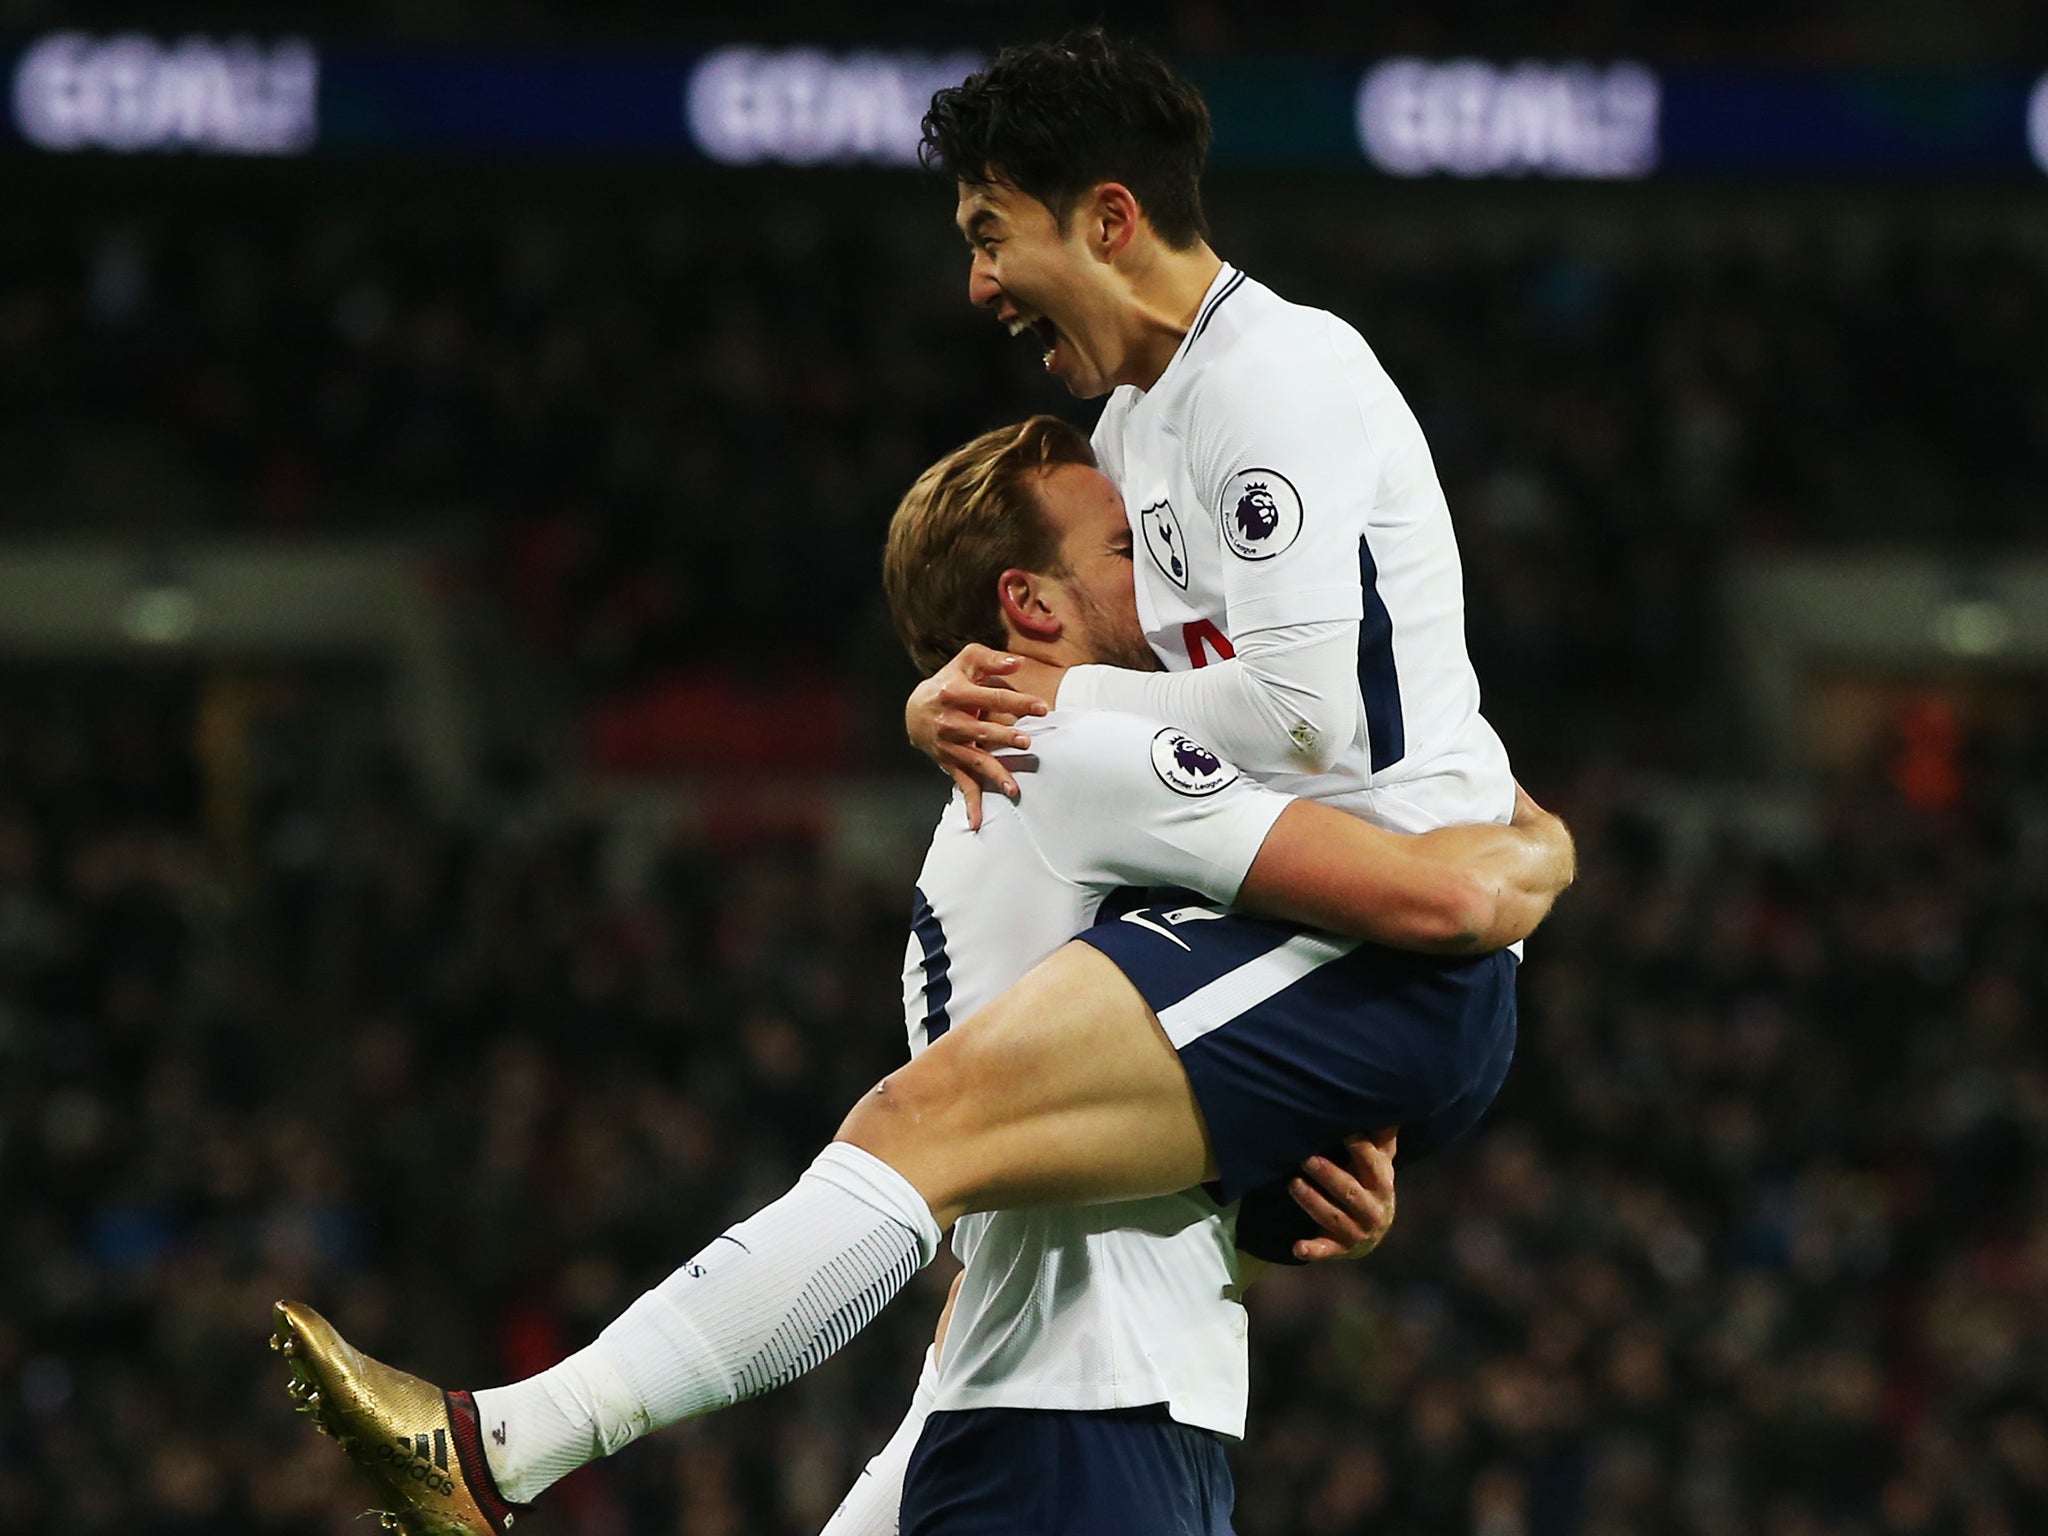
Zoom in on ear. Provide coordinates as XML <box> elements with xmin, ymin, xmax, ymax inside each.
<box><xmin>997</xmin><ymin>567</ymin><xmax>1064</xmax><ymax>643</ymax></box>
<box><xmin>1087</xmin><ymin>182</ymin><xmax>1141</xmax><ymax>259</ymax></box>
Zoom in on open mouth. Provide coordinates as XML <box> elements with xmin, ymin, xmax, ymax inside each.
<box><xmin>1005</xmin><ymin>311</ymin><xmax>1062</xmax><ymax>370</ymax></box>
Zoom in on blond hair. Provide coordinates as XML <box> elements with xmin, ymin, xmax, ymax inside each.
<box><xmin>883</xmin><ymin>416</ymin><xmax>1096</xmax><ymax>675</ymax></box>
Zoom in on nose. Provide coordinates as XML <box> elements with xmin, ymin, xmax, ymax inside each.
<box><xmin>968</xmin><ymin>252</ymin><xmax>1000</xmax><ymax>310</ymax></box>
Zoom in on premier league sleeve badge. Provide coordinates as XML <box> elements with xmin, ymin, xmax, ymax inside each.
<box><xmin>1220</xmin><ymin>468</ymin><xmax>1303</xmax><ymax>561</ymax></box>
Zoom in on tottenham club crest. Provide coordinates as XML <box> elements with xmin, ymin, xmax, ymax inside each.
<box><xmin>1220</xmin><ymin>467</ymin><xmax>1303</xmax><ymax>561</ymax></box>
<box><xmin>1150</xmin><ymin>727</ymin><xmax>1239</xmax><ymax>797</ymax></box>
<box><xmin>1137</xmin><ymin>498</ymin><xmax>1190</xmax><ymax>590</ymax></box>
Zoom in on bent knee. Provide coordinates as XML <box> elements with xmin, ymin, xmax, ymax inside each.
<box><xmin>836</xmin><ymin>1048</ymin><xmax>1001</xmax><ymax>1226</ymax></box>
<box><xmin>838</xmin><ymin>1047</ymin><xmax>976</xmax><ymax>1155</ymax></box>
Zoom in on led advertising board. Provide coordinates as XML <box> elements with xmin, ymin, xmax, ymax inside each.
<box><xmin>1355</xmin><ymin>59</ymin><xmax>1662</xmax><ymax>179</ymax></box>
<box><xmin>6</xmin><ymin>33</ymin><xmax>2048</xmax><ymax>180</ymax></box>
<box><xmin>13</xmin><ymin>31</ymin><xmax>317</xmax><ymax>154</ymax></box>
<box><xmin>685</xmin><ymin>46</ymin><xmax>984</xmax><ymax>166</ymax></box>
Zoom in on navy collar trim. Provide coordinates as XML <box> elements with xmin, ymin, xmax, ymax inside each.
<box><xmin>1191</xmin><ymin>269</ymin><xmax>1247</xmax><ymax>342</ymax></box>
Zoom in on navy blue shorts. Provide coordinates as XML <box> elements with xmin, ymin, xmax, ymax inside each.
<box><xmin>901</xmin><ymin>1406</ymin><xmax>1235</xmax><ymax>1536</ymax></box>
<box><xmin>1078</xmin><ymin>896</ymin><xmax>1518</xmax><ymax>1207</ymax></box>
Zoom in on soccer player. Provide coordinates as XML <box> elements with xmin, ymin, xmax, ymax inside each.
<box><xmin>910</xmin><ymin>32</ymin><xmax>1510</xmax><ymax>854</ymax></box>
<box><xmin>272</xmin><ymin>420</ymin><xmax>1571</xmax><ymax>1536</ymax></box>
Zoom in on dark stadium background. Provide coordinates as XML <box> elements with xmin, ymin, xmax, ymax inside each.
<box><xmin>5</xmin><ymin>3</ymin><xmax>2048</xmax><ymax>1534</ymax></box>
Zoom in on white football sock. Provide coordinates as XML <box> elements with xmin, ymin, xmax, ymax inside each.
<box><xmin>819</xmin><ymin>1344</ymin><xmax>942</xmax><ymax>1536</ymax></box>
<box><xmin>473</xmin><ymin>1142</ymin><xmax>941</xmax><ymax>1505</ymax></box>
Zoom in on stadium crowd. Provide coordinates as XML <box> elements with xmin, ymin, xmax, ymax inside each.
<box><xmin>2</xmin><ymin>654</ymin><xmax>2045</xmax><ymax>1536</ymax></box>
<box><xmin>5</xmin><ymin>187</ymin><xmax>2045</xmax><ymax>784</ymax></box>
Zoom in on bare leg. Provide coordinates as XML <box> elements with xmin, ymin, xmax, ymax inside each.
<box><xmin>839</xmin><ymin>939</ymin><xmax>1216</xmax><ymax>1230</ymax></box>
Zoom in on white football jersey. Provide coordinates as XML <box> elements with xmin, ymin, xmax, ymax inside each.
<box><xmin>900</xmin><ymin>708</ymin><xmax>1290</xmax><ymax>1439</ymax></box>
<box><xmin>1091</xmin><ymin>263</ymin><xmax>1515</xmax><ymax>836</ymax></box>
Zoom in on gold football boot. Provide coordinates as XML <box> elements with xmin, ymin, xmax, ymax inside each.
<box><xmin>272</xmin><ymin>1300</ymin><xmax>524</xmax><ymax>1536</ymax></box>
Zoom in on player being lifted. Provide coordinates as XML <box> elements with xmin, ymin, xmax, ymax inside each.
<box><xmin>899</xmin><ymin>24</ymin><xmax>1523</xmax><ymax>1293</ymax></box>
<box><xmin>272</xmin><ymin>33</ymin><xmax>1557</xmax><ymax>1536</ymax></box>
<box><xmin>912</xmin><ymin>31</ymin><xmax>1509</xmax><ymax>846</ymax></box>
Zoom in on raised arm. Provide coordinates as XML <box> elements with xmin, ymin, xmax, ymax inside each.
<box><xmin>1234</xmin><ymin>784</ymin><xmax>1575</xmax><ymax>953</ymax></box>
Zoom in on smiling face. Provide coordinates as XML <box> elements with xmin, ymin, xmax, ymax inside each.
<box><xmin>1024</xmin><ymin>461</ymin><xmax>1158</xmax><ymax>671</ymax></box>
<box><xmin>957</xmin><ymin>181</ymin><xmax>1127</xmax><ymax>400</ymax></box>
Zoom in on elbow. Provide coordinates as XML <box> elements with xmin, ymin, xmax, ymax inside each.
<box><xmin>1517</xmin><ymin>793</ymin><xmax>1579</xmax><ymax>898</ymax></box>
<box><xmin>1236</xmin><ymin>642</ymin><xmax>1360</xmax><ymax>774</ymax></box>
<box><xmin>1286</xmin><ymin>697</ymin><xmax>1360</xmax><ymax>775</ymax></box>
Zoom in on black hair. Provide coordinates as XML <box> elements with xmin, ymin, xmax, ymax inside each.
<box><xmin>920</xmin><ymin>29</ymin><xmax>1212</xmax><ymax>249</ymax></box>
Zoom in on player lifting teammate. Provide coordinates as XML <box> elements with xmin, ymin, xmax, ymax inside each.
<box><xmin>826</xmin><ymin>416</ymin><xmax>1567</xmax><ymax>1535</ymax></box>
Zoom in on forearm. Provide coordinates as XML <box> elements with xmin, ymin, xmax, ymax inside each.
<box><xmin>1235</xmin><ymin>797</ymin><xmax>1573</xmax><ymax>954</ymax></box>
<box><xmin>1059</xmin><ymin>621</ymin><xmax>1361</xmax><ymax>775</ymax></box>
<box><xmin>1236</xmin><ymin>806</ymin><xmax>1492</xmax><ymax>951</ymax></box>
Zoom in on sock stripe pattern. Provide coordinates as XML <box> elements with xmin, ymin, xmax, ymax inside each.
<box><xmin>476</xmin><ymin>1144</ymin><xmax>938</xmax><ymax>1505</ymax></box>
<box><xmin>729</xmin><ymin>1229</ymin><xmax>925</xmax><ymax>1402</ymax></box>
